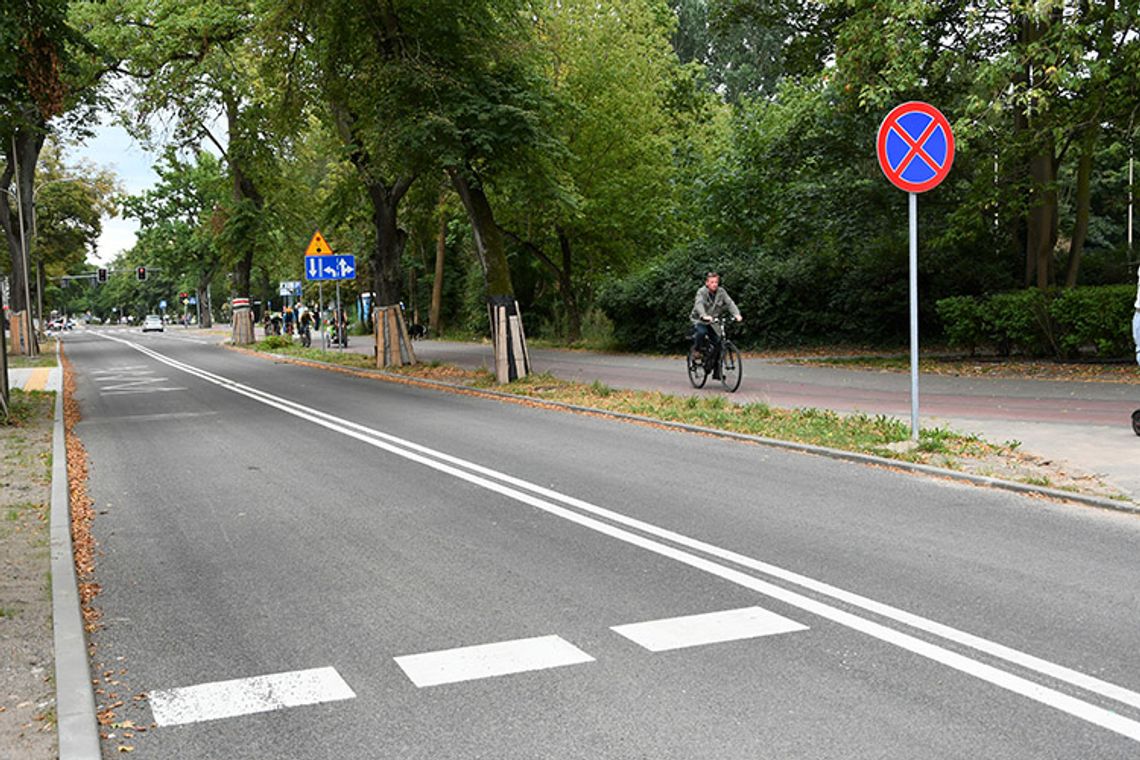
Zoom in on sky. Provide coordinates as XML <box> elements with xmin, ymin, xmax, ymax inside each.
<box><xmin>69</xmin><ymin>114</ymin><xmax>161</xmax><ymax>266</ymax></box>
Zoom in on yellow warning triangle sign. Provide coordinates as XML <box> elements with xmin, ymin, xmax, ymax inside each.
<box><xmin>305</xmin><ymin>230</ymin><xmax>332</xmax><ymax>257</ymax></box>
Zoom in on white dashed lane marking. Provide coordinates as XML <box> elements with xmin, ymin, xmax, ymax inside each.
<box><xmin>148</xmin><ymin>667</ymin><xmax>356</xmax><ymax>727</ymax></box>
<box><xmin>611</xmin><ymin>606</ymin><xmax>809</xmax><ymax>653</ymax></box>
<box><xmin>395</xmin><ymin>635</ymin><xmax>595</xmax><ymax>688</ymax></box>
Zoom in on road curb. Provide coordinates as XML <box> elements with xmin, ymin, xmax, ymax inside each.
<box><xmin>49</xmin><ymin>342</ymin><xmax>101</xmax><ymax>759</ymax></box>
<box><xmin>247</xmin><ymin>348</ymin><xmax>1140</xmax><ymax>516</ymax></box>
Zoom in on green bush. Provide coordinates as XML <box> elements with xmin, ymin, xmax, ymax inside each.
<box><xmin>1049</xmin><ymin>285</ymin><xmax>1135</xmax><ymax>358</ymax></box>
<box><xmin>936</xmin><ymin>285</ymin><xmax>1135</xmax><ymax>359</ymax></box>
<box><xmin>934</xmin><ymin>296</ymin><xmax>985</xmax><ymax>354</ymax></box>
<box><xmin>598</xmin><ymin>249</ymin><xmax>703</xmax><ymax>351</ymax></box>
<box><xmin>598</xmin><ymin>242</ymin><xmax>857</xmax><ymax>352</ymax></box>
<box><xmin>982</xmin><ymin>289</ymin><xmax>1054</xmax><ymax>357</ymax></box>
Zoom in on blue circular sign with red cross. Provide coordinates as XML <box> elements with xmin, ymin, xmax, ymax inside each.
<box><xmin>877</xmin><ymin>102</ymin><xmax>955</xmax><ymax>193</ymax></box>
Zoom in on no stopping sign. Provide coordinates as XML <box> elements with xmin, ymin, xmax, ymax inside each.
<box><xmin>877</xmin><ymin>102</ymin><xmax>955</xmax><ymax>193</ymax></box>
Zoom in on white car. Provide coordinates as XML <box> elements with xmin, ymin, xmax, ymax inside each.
<box><xmin>142</xmin><ymin>314</ymin><xmax>164</xmax><ymax>332</ymax></box>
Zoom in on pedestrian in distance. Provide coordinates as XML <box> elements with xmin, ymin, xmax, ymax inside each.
<box><xmin>298</xmin><ymin>305</ymin><xmax>314</xmax><ymax>347</ymax></box>
<box><xmin>690</xmin><ymin>271</ymin><xmax>742</xmax><ymax>380</ymax></box>
<box><xmin>1132</xmin><ymin>263</ymin><xmax>1140</xmax><ymax>436</ymax></box>
<box><xmin>1133</xmin><ymin>261</ymin><xmax>1140</xmax><ymax>368</ymax></box>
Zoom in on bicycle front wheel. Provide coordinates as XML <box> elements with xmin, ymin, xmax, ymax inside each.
<box><xmin>720</xmin><ymin>342</ymin><xmax>742</xmax><ymax>392</ymax></box>
<box><xmin>687</xmin><ymin>346</ymin><xmax>708</xmax><ymax>388</ymax></box>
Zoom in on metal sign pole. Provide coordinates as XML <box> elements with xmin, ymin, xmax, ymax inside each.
<box><xmin>877</xmin><ymin>102</ymin><xmax>953</xmax><ymax>443</ymax></box>
<box><xmin>335</xmin><ymin>281</ymin><xmax>342</xmax><ymax>350</ymax></box>
<box><xmin>909</xmin><ymin>192</ymin><xmax>920</xmax><ymax>441</ymax></box>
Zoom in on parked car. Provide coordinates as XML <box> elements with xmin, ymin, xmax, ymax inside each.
<box><xmin>142</xmin><ymin>314</ymin><xmax>164</xmax><ymax>332</ymax></box>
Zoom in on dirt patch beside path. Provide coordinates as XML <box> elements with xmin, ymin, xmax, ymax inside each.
<box><xmin>0</xmin><ymin>391</ymin><xmax>57</xmax><ymax>759</ymax></box>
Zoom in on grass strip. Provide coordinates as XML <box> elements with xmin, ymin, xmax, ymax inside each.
<box><xmin>246</xmin><ymin>341</ymin><xmax>1006</xmax><ymax>462</ymax></box>
<box><xmin>238</xmin><ymin>339</ymin><xmax>1134</xmax><ymax>505</ymax></box>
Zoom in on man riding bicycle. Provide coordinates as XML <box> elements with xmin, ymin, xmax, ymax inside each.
<box><xmin>691</xmin><ymin>271</ymin><xmax>742</xmax><ymax>379</ymax></box>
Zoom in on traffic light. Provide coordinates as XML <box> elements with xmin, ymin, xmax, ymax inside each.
<box><xmin>97</xmin><ymin>267</ymin><xmax>108</xmax><ymax>283</ymax></box>
<box><xmin>136</xmin><ymin>266</ymin><xmax>147</xmax><ymax>281</ymax></box>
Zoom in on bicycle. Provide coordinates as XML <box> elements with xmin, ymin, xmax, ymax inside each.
<box><xmin>323</xmin><ymin>322</ymin><xmax>349</xmax><ymax>349</ymax></box>
<box><xmin>687</xmin><ymin>317</ymin><xmax>743</xmax><ymax>392</ymax></box>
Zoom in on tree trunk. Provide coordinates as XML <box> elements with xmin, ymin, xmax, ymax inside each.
<box><xmin>1027</xmin><ymin>148</ymin><xmax>1058</xmax><ymax>289</ymax></box>
<box><xmin>36</xmin><ymin>260</ymin><xmax>45</xmax><ymax>335</ymax></box>
<box><xmin>0</xmin><ymin>284</ymin><xmax>9</xmax><ymax>412</ymax></box>
<box><xmin>430</xmin><ymin>208</ymin><xmax>446</xmax><ymax>337</ymax></box>
<box><xmin>449</xmin><ymin>167</ymin><xmax>529</xmax><ymax>382</ymax></box>
<box><xmin>1017</xmin><ymin>10</ymin><xmax>1061</xmax><ymax>289</ymax></box>
<box><xmin>499</xmin><ymin>226</ymin><xmax>578</xmax><ymax>343</ymax></box>
<box><xmin>366</xmin><ymin>181</ymin><xmax>411</xmax><ymax>309</ymax></box>
<box><xmin>1064</xmin><ymin>128</ymin><xmax>1096</xmax><ymax>288</ymax></box>
<box><xmin>331</xmin><ymin>103</ymin><xmax>414</xmax><ymax>331</ymax></box>
<box><xmin>230</xmin><ymin>163</ymin><xmax>261</xmax><ymax>300</ymax></box>
<box><xmin>197</xmin><ymin>273</ymin><xmax>214</xmax><ymax>328</ymax></box>
<box><xmin>225</xmin><ymin>96</ymin><xmax>263</xmax><ymax>344</ymax></box>
<box><xmin>2</xmin><ymin>121</ymin><xmax>45</xmax><ymax>354</ymax></box>
<box><xmin>557</xmin><ymin>227</ymin><xmax>581</xmax><ymax>342</ymax></box>
<box><xmin>409</xmin><ymin>267</ymin><xmax>419</xmax><ymax>325</ymax></box>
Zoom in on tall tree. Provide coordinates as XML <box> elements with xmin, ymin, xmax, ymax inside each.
<box><xmin>267</xmin><ymin>0</ymin><xmax>421</xmax><ymax>319</ymax></box>
<box><xmin>1</xmin><ymin>0</ymin><xmax>73</xmax><ymax>355</ymax></box>
<box><xmin>826</xmin><ymin>0</ymin><xmax>1140</xmax><ymax>288</ymax></box>
<box><xmin>276</xmin><ymin>0</ymin><xmax>554</xmax><ymax>380</ymax></box>
<box><xmin>123</xmin><ymin>148</ymin><xmax>226</xmax><ymax>326</ymax></box>
<box><xmin>81</xmin><ymin>0</ymin><xmax>279</xmax><ymax>342</ymax></box>
<box><xmin>496</xmin><ymin>0</ymin><xmax>697</xmax><ymax>341</ymax></box>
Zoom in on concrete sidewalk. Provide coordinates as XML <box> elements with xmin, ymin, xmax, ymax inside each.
<box><xmin>7</xmin><ymin>366</ymin><xmax>63</xmax><ymax>392</ymax></box>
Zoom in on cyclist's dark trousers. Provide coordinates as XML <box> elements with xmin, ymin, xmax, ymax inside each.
<box><xmin>692</xmin><ymin>322</ymin><xmax>721</xmax><ymax>365</ymax></box>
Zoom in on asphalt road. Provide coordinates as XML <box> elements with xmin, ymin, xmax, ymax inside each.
<box><xmin>64</xmin><ymin>327</ymin><xmax>1140</xmax><ymax>759</ymax></box>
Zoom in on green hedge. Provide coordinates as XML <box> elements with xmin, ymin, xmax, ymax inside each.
<box><xmin>598</xmin><ymin>242</ymin><xmax>910</xmax><ymax>352</ymax></box>
<box><xmin>936</xmin><ymin>285</ymin><xmax>1134</xmax><ymax>359</ymax></box>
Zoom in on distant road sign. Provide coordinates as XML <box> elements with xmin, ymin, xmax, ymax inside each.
<box><xmin>304</xmin><ymin>255</ymin><xmax>356</xmax><ymax>281</ymax></box>
<box><xmin>876</xmin><ymin>102</ymin><xmax>955</xmax><ymax>193</ymax></box>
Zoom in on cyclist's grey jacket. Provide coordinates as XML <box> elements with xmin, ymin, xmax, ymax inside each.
<box><xmin>690</xmin><ymin>286</ymin><xmax>741</xmax><ymax>324</ymax></box>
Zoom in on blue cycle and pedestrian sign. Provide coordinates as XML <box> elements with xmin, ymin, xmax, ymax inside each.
<box><xmin>876</xmin><ymin>102</ymin><xmax>955</xmax><ymax>194</ymax></box>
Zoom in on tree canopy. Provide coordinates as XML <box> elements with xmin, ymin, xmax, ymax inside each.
<box><xmin>6</xmin><ymin>0</ymin><xmax>1136</xmax><ymax>357</ymax></box>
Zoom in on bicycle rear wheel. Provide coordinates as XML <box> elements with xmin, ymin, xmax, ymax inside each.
<box><xmin>720</xmin><ymin>342</ymin><xmax>742</xmax><ymax>392</ymax></box>
<box><xmin>687</xmin><ymin>346</ymin><xmax>708</xmax><ymax>388</ymax></box>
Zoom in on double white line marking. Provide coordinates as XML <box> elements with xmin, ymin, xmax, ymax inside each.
<box><xmin>95</xmin><ymin>333</ymin><xmax>1140</xmax><ymax>743</ymax></box>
